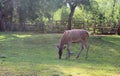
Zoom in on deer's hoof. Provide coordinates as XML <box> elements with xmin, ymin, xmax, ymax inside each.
<box><xmin>70</xmin><ymin>51</ymin><xmax>74</xmax><ymax>55</ymax></box>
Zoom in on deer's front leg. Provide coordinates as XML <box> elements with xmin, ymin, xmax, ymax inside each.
<box><xmin>66</xmin><ymin>43</ymin><xmax>71</xmax><ymax>59</ymax></box>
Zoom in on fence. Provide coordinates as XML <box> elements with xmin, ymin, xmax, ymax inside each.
<box><xmin>0</xmin><ymin>20</ymin><xmax>120</xmax><ymax>34</ymax></box>
<box><xmin>0</xmin><ymin>20</ymin><xmax>89</xmax><ymax>32</ymax></box>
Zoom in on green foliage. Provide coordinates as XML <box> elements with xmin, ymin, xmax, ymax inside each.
<box><xmin>61</xmin><ymin>6</ymin><xmax>69</xmax><ymax>21</ymax></box>
<box><xmin>53</xmin><ymin>9</ymin><xmax>62</xmax><ymax>20</ymax></box>
<box><xmin>93</xmin><ymin>0</ymin><xmax>120</xmax><ymax>24</ymax></box>
<box><xmin>0</xmin><ymin>33</ymin><xmax>120</xmax><ymax>76</ymax></box>
<box><xmin>53</xmin><ymin>6</ymin><xmax>69</xmax><ymax>21</ymax></box>
<box><xmin>1</xmin><ymin>0</ymin><xmax>120</xmax><ymax>31</ymax></box>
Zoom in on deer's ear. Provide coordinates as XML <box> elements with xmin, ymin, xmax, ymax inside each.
<box><xmin>56</xmin><ymin>45</ymin><xmax>66</xmax><ymax>49</ymax></box>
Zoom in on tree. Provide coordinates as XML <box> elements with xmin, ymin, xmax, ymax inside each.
<box><xmin>64</xmin><ymin>0</ymin><xmax>91</xmax><ymax>30</ymax></box>
<box><xmin>41</xmin><ymin>0</ymin><xmax>63</xmax><ymax>21</ymax></box>
<box><xmin>0</xmin><ymin>0</ymin><xmax>13</xmax><ymax>31</ymax></box>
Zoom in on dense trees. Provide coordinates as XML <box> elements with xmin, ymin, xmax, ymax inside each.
<box><xmin>0</xmin><ymin>0</ymin><xmax>63</xmax><ymax>31</ymax></box>
<box><xmin>0</xmin><ymin>0</ymin><xmax>120</xmax><ymax>32</ymax></box>
<box><xmin>0</xmin><ymin>0</ymin><xmax>13</xmax><ymax>31</ymax></box>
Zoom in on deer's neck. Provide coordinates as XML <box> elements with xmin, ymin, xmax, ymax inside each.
<box><xmin>59</xmin><ymin>38</ymin><xmax>65</xmax><ymax>48</ymax></box>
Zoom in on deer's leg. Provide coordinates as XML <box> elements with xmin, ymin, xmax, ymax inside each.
<box><xmin>66</xmin><ymin>43</ymin><xmax>71</xmax><ymax>59</ymax></box>
<box><xmin>76</xmin><ymin>43</ymin><xmax>83</xmax><ymax>59</ymax></box>
<box><xmin>84</xmin><ymin>42</ymin><xmax>89</xmax><ymax>60</ymax></box>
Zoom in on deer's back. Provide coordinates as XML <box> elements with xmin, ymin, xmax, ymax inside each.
<box><xmin>62</xmin><ymin>29</ymin><xmax>89</xmax><ymax>43</ymax></box>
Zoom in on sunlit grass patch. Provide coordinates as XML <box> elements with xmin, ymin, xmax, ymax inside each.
<box><xmin>0</xmin><ymin>35</ymin><xmax>6</xmax><ymax>40</ymax></box>
<box><xmin>12</xmin><ymin>34</ymin><xmax>32</xmax><ymax>38</ymax></box>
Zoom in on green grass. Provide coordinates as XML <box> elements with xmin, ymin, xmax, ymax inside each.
<box><xmin>0</xmin><ymin>32</ymin><xmax>120</xmax><ymax>76</ymax></box>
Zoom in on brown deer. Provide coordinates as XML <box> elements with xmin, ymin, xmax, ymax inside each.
<box><xmin>57</xmin><ymin>29</ymin><xmax>89</xmax><ymax>59</ymax></box>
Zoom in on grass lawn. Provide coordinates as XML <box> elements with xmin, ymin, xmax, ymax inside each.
<box><xmin>0</xmin><ymin>32</ymin><xmax>120</xmax><ymax>76</ymax></box>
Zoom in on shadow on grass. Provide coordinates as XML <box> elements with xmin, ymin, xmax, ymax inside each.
<box><xmin>87</xmin><ymin>36</ymin><xmax>120</xmax><ymax>67</ymax></box>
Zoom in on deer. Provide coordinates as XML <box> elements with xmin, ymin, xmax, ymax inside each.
<box><xmin>57</xmin><ymin>29</ymin><xmax>89</xmax><ymax>60</ymax></box>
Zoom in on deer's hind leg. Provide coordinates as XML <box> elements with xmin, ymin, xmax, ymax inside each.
<box><xmin>84</xmin><ymin>42</ymin><xmax>89</xmax><ymax>60</ymax></box>
<box><xmin>76</xmin><ymin>43</ymin><xmax>84</xmax><ymax>59</ymax></box>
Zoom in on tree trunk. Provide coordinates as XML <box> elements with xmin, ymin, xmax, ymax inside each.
<box><xmin>67</xmin><ymin>4</ymin><xmax>77</xmax><ymax>30</ymax></box>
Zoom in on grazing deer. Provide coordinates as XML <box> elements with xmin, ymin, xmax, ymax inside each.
<box><xmin>57</xmin><ymin>29</ymin><xmax>89</xmax><ymax>59</ymax></box>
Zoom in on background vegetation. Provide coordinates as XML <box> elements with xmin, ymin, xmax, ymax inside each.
<box><xmin>0</xmin><ymin>0</ymin><xmax>120</xmax><ymax>32</ymax></box>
